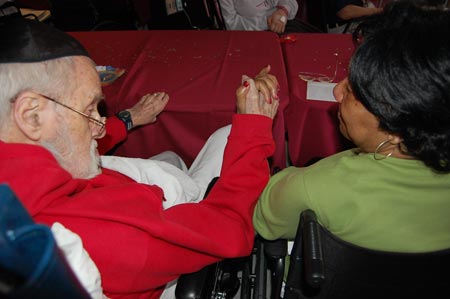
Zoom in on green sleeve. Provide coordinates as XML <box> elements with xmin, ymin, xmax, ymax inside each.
<box><xmin>253</xmin><ymin>166</ymin><xmax>311</xmax><ymax>240</ymax></box>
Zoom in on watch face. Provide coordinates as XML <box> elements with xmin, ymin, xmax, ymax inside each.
<box><xmin>117</xmin><ymin>110</ymin><xmax>133</xmax><ymax>130</ymax></box>
<box><xmin>118</xmin><ymin>110</ymin><xmax>131</xmax><ymax>118</ymax></box>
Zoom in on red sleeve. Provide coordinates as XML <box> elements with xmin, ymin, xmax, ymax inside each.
<box><xmin>145</xmin><ymin>114</ymin><xmax>275</xmax><ymax>285</ymax></box>
<box><xmin>95</xmin><ymin>114</ymin><xmax>274</xmax><ymax>296</ymax></box>
<box><xmin>97</xmin><ymin>116</ymin><xmax>127</xmax><ymax>154</ymax></box>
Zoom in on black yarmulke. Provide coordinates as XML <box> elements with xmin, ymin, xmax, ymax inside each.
<box><xmin>0</xmin><ymin>18</ymin><xmax>89</xmax><ymax>63</ymax></box>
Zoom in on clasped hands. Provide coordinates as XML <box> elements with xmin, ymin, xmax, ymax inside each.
<box><xmin>236</xmin><ymin>65</ymin><xmax>279</xmax><ymax>119</ymax></box>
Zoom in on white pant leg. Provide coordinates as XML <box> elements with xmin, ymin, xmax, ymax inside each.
<box><xmin>101</xmin><ymin>125</ymin><xmax>230</xmax><ymax>205</ymax></box>
<box><xmin>160</xmin><ymin>279</ymin><xmax>177</xmax><ymax>299</ymax></box>
<box><xmin>101</xmin><ymin>153</ymin><xmax>200</xmax><ymax>209</ymax></box>
<box><xmin>187</xmin><ymin>125</ymin><xmax>231</xmax><ymax>200</ymax></box>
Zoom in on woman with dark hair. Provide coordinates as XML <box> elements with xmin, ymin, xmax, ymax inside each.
<box><xmin>253</xmin><ymin>1</ymin><xmax>450</xmax><ymax>253</ymax></box>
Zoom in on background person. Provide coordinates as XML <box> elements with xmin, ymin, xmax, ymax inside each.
<box><xmin>253</xmin><ymin>1</ymin><xmax>450</xmax><ymax>253</ymax></box>
<box><xmin>220</xmin><ymin>0</ymin><xmax>298</xmax><ymax>33</ymax></box>
<box><xmin>327</xmin><ymin>0</ymin><xmax>382</xmax><ymax>33</ymax></box>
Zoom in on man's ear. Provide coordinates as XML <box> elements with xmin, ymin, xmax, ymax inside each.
<box><xmin>12</xmin><ymin>92</ymin><xmax>50</xmax><ymax>141</ymax></box>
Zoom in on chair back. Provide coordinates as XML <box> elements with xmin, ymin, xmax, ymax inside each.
<box><xmin>284</xmin><ymin>209</ymin><xmax>450</xmax><ymax>299</ymax></box>
<box><xmin>204</xmin><ymin>0</ymin><xmax>225</xmax><ymax>29</ymax></box>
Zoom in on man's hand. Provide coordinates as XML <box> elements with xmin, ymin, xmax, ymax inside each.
<box><xmin>236</xmin><ymin>65</ymin><xmax>279</xmax><ymax>119</ymax></box>
<box><xmin>127</xmin><ymin>92</ymin><xmax>169</xmax><ymax>127</ymax></box>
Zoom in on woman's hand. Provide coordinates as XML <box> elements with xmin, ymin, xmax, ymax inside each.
<box><xmin>127</xmin><ymin>92</ymin><xmax>169</xmax><ymax>127</ymax></box>
<box><xmin>267</xmin><ymin>9</ymin><xmax>287</xmax><ymax>33</ymax></box>
<box><xmin>236</xmin><ymin>65</ymin><xmax>279</xmax><ymax>119</ymax></box>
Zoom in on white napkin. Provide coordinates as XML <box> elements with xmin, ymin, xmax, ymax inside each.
<box><xmin>306</xmin><ymin>81</ymin><xmax>337</xmax><ymax>102</ymax></box>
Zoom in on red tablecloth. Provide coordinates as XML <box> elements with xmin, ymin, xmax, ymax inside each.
<box><xmin>70</xmin><ymin>30</ymin><xmax>289</xmax><ymax>170</ymax></box>
<box><xmin>282</xmin><ymin>33</ymin><xmax>355</xmax><ymax>166</ymax></box>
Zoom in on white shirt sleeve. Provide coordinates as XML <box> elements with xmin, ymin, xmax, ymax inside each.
<box><xmin>51</xmin><ymin>222</ymin><xmax>108</xmax><ymax>299</ymax></box>
<box><xmin>277</xmin><ymin>0</ymin><xmax>299</xmax><ymax>20</ymax></box>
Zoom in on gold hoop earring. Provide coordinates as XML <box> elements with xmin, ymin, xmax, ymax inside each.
<box><xmin>373</xmin><ymin>139</ymin><xmax>394</xmax><ymax>160</ymax></box>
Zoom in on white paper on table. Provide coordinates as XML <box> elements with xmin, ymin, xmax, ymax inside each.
<box><xmin>306</xmin><ymin>81</ymin><xmax>337</xmax><ymax>102</ymax></box>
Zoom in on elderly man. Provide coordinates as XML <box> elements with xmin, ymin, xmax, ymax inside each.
<box><xmin>0</xmin><ymin>18</ymin><xmax>279</xmax><ymax>298</ymax></box>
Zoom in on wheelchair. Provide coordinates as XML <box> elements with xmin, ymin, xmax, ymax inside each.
<box><xmin>176</xmin><ymin>209</ymin><xmax>450</xmax><ymax>299</ymax></box>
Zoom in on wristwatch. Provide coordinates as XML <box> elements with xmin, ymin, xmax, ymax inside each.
<box><xmin>116</xmin><ymin>110</ymin><xmax>133</xmax><ymax>131</ymax></box>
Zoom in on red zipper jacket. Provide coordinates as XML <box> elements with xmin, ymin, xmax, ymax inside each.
<box><xmin>0</xmin><ymin>114</ymin><xmax>274</xmax><ymax>299</ymax></box>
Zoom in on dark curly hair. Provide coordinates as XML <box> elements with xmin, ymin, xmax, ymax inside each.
<box><xmin>349</xmin><ymin>1</ymin><xmax>450</xmax><ymax>173</ymax></box>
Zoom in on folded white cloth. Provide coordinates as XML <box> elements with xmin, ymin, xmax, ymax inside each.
<box><xmin>101</xmin><ymin>152</ymin><xmax>201</xmax><ymax>209</ymax></box>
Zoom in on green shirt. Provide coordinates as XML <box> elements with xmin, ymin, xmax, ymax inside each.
<box><xmin>253</xmin><ymin>149</ymin><xmax>450</xmax><ymax>252</ymax></box>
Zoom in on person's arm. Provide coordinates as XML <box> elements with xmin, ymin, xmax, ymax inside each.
<box><xmin>162</xmin><ymin>66</ymin><xmax>279</xmax><ymax>250</ymax></box>
<box><xmin>97</xmin><ymin>92</ymin><xmax>169</xmax><ymax>154</ymax></box>
<box><xmin>267</xmin><ymin>0</ymin><xmax>298</xmax><ymax>33</ymax></box>
<box><xmin>337</xmin><ymin>4</ymin><xmax>382</xmax><ymax>20</ymax></box>
<box><xmin>140</xmin><ymin>66</ymin><xmax>279</xmax><ymax>273</ymax></box>
<box><xmin>253</xmin><ymin>166</ymin><xmax>312</xmax><ymax>240</ymax></box>
<box><xmin>220</xmin><ymin>0</ymin><xmax>270</xmax><ymax>30</ymax></box>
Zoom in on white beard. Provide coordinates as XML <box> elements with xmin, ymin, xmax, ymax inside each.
<box><xmin>88</xmin><ymin>139</ymin><xmax>102</xmax><ymax>178</ymax></box>
<box><xmin>40</xmin><ymin>124</ymin><xmax>102</xmax><ymax>179</ymax></box>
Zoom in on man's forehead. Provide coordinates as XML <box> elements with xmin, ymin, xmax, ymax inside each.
<box><xmin>0</xmin><ymin>17</ymin><xmax>89</xmax><ymax>63</ymax></box>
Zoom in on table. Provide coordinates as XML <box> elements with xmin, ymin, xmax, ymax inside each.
<box><xmin>70</xmin><ymin>30</ymin><xmax>289</xmax><ymax>170</ymax></box>
<box><xmin>282</xmin><ymin>33</ymin><xmax>355</xmax><ymax>166</ymax></box>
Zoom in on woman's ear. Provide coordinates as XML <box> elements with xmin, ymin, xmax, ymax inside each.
<box><xmin>388</xmin><ymin>133</ymin><xmax>409</xmax><ymax>153</ymax></box>
<box><xmin>12</xmin><ymin>92</ymin><xmax>50</xmax><ymax>141</ymax></box>
<box><xmin>388</xmin><ymin>134</ymin><xmax>403</xmax><ymax>146</ymax></box>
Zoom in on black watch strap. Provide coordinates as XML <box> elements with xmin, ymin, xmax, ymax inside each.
<box><xmin>116</xmin><ymin>110</ymin><xmax>133</xmax><ymax>131</ymax></box>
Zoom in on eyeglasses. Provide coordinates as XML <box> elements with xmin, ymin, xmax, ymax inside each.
<box><xmin>298</xmin><ymin>53</ymin><xmax>339</xmax><ymax>83</ymax></box>
<box><xmin>39</xmin><ymin>94</ymin><xmax>106</xmax><ymax>131</ymax></box>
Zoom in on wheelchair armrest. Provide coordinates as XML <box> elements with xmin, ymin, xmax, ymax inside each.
<box><xmin>285</xmin><ymin>210</ymin><xmax>325</xmax><ymax>298</ymax></box>
<box><xmin>264</xmin><ymin>237</ymin><xmax>288</xmax><ymax>258</ymax></box>
<box><xmin>263</xmin><ymin>237</ymin><xmax>287</xmax><ymax>299</ymax></box>
<box><xmin>175</xmin><ymin>264</ymin><xmax>213</xmax><ymax>299</ymax></box>
<box><xmin>301</xmin><ymin>210</ymin><xmax>325</xmax><ymax>288</ymax></box>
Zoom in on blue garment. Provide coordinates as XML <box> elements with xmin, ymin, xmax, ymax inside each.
<box><xmin>0</xmin><ymin>184</ymin><xmax>91</xmax><ymax>299</ymax></box>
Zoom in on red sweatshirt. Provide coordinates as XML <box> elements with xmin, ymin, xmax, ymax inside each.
<box><xmin>0</xmin><ymin>114</ymin><xmax>274</xmax><ymax>299</ymax></box>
